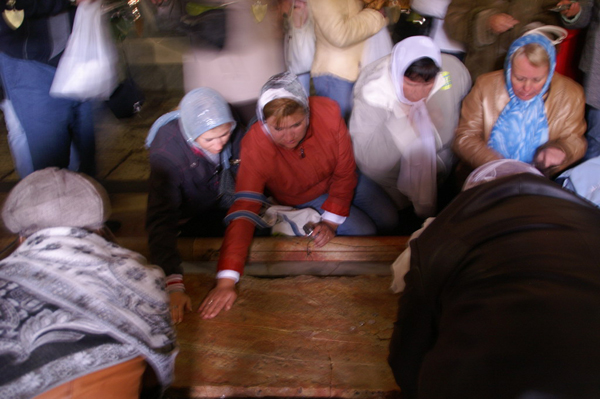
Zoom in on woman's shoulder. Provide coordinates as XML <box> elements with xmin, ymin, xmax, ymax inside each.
<box><xmin>241</xmin><ymin>122</ymin><xmax>278</xmax><ymax>159</ymax></box>
<box><xmin>308</xmin><ymin>96</ymin><xmax>343</xmax><ymax>125</ymax></box>
<box><xmin>550</xmin><ymin>73</ymin><xmax>585</xmax><ymax>98</ymax></box>
<box><xmin>148</xmin><ymin>120</ymin><xmax>191</xmax><ymax>161</ymax></box>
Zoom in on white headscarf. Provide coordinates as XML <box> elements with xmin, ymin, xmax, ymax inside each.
<box><xmin>256</xmin><ymin>72</ymin><xmax>309</xmax><ymax>139</ymax></box>
<box><xmin>390</xmin><ymin>36</ymin><xmax>442</xmax><ymax>217</ymax></box>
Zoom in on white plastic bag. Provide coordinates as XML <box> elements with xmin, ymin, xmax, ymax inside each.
<box><xmin>263</xmin><ymin>205</ymin><xmax>321</xmax><ymax>237</ymax></box>
<box><xmin>361</xmin><ymin>27</ymin><xmax>393</xmax><ymax>69</ymax></box>
<box><xmin>50</xmin><ymin>1</ymin><xmax>118</xmax><ymax>101</ymax></box>
<box><xmin>284</xmin><ymin>0</ymin><xmax>315</xmax><ymax>75</ymax></box>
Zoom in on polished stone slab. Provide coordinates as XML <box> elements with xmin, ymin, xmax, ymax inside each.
<box><xmin>169</xmin><ymin>274</ymin><xmax>401</xmax><ymax>398</ymax></box>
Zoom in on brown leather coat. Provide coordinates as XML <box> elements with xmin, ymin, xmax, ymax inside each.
<box><xmin>453</xmin><ymin>70</ymin><xmax>587</xmax><ymax>175</ymax></box>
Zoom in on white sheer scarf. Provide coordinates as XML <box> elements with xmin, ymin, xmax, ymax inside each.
<box><xmin>390</xmin><ymin>36</ymin><xmax>442</xmax><ymax>217</ymax></box>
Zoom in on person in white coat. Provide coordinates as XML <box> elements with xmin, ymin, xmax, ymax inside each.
<box><xmin>349</xmin><ymin>36</ymin><xmax>471</xmax><ymax>217</ymax></box>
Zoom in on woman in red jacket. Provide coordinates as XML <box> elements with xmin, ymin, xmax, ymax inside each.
<box><xmin>198</xmin><ymin>72</ymin><xmax>398</xmax><ymax>319</ymax></box>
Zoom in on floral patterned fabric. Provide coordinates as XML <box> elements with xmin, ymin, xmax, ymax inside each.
<box><xmin>0</xmin><ymin>227</ymin><xmax>177</xmax><ymax>398</ymax></box>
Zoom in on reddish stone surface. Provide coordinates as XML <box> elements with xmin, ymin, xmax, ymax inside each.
<box><xmin>170</xmin><ymin>274</ymin><xmax>402</xmax><ymax>398</ymax></box>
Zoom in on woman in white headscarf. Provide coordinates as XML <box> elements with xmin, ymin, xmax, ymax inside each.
<box><xmin>350</xmin><ymin>36</ymin><xmax>471</xmax><ymax>217</ymax></box>
<box><xmin>197</xmin><ymin>72</ymin><xmax>399</xmax><ymax>319</ymax></box>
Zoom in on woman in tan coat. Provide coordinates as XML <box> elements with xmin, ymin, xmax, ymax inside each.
<box><xmin>453</xmin><ymin>34</ymin><xmax>586</xmax><ymax>177</ymax></box>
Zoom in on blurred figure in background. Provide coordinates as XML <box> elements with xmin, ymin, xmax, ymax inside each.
<box><xmin>0</xmin><ymin>0</ymin><xmax>96</xmax><ymax>178</ymax></box>
<box><xmin>445</xmin><ymin>0</ymin><xmax>560</xmax><ymax>81</ymax></box>
<box><xmin>145</xmin><ymin>87</ymin><xmax>245</xmax><ymax>324</ymax></box>
<box><xmin>350</xmin><ymin>36</ymin><xmax>471</xmax><ymax>218</ymax></box>
<box><xmin>0</xmin><ymin>168</ymin><xmax>176</xmax><ymax>398</ymax></box>
<box><xmin>393</xmin><ymin>0</ymin><xmax>465</xmax><ymax>59</ymax></box>
<box><xmin>279</xmin><ymin>0</ymin><xmax>315</xmax><ymax>95</ymax></box>
<box><xmin>308</xmin><ymin>0</ymin><xmax>388</xmax><ymax>120</ymax></box>
<box><xmin>560</xmin><ymin>0</ymin><xmax>600</xmax><ymax>160</ymax></box>
<box><xmin>182</xmin><ymin>0</ymin><xmax>285</xmax><ymax>126</ymax></box>
<box><xmin>453</xmin><ymin>34</ymin><xmax>586</xmax><ymax>178</ymax></box>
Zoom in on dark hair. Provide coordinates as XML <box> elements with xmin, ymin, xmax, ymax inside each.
<box><xmin>404</xmin><ymin>57</ymin><xmax>440</xmax><ymax>82</ymax></box>
<box><xmin>263</xmin><ymin>98</ymin><xmax>306</xmax><ymax>125</ymax></box>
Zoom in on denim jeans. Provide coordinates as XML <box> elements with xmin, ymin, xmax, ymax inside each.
<box><xmin>1</xmin><ymin>99</ymin><xmax>81</xmax><ymax>178</ymax></box>
<box><xmin>583</xmin><ymin>105</ymin><xmax>600</xmax><ymax>161</ymax></box>
<box><xmin>297</xmin><ymin>172</ymin><xmax>399</xmax><ymax>235</ymax></box>
<box><xmin>296</xmin><ymin>72</ymin><xmax>311</xmax><ymax>96</ymax></box>
<box><xmin>312</xmin><ymin>74</ymin><xmax>355</xmax><ymax>122</ymax></box>
<box><xmin>0</xmin><ymin>53</ymin><xmax>95</xmax><ymax>176</ymax></box>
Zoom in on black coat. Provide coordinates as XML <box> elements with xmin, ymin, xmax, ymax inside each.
<box><xmin>389</xmin><ymin>174</ymin><xmax>600</xmax><ymax>399</ymax></box>
<box><xmin>146</xmin><ymin>118</ymin><xmax>244</xmax><ymax>277</ymax></box>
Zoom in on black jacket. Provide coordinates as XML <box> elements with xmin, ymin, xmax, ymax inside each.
<box><xmin>146</xmin><ymin>118</ymin><xmax>244</xmax><ymax>277</ymax></box>
<box><xmin>389</xmin><ymin>174</ymin><xmax>600</xmax><ymax>399</ymax></box>
<box><xmin>1</xmin><ymin>0</ymin><xmax>75</xmax><ymax>67</ymax></box>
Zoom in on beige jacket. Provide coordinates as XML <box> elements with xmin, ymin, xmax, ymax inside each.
<box><xmin>453</xmin><ymin>70</ymin><xmax>587</xmax><ymax>175</ymax></box>
<box><xmin>309</xmin><ymin>0</ymin><xmax>387</xmax><ymax>82</ymax></box>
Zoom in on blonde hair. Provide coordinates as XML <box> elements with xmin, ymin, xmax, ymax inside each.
<box><xmin>511</xmin><ymin>43</ymin><xmax>550</xmax><ymax>68</ymax></box>
<box><xmin>263</xmin><ymin>98</ymin><xmax>306</xmax><ymax>125</ymax></box>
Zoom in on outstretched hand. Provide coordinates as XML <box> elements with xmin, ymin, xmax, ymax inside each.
<box><xmin>198</xmin><ymin>278</ymin><xmax>237</xmax><ymax>319</ymax></box>
<box><xmin>169</xmin><ymin>291</ymin><xmax>193</xmax><ymax>324</ymax></box>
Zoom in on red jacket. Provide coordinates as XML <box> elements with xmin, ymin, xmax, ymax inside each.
<box><xmin>217</xmin><ymin>96</ymin><xmax>357</xmax><ymax>274</ymax></box>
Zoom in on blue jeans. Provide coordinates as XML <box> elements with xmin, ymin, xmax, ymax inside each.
<box><xmin>0</xmin><ymin>54</ymin><xmax>95</xmax><ymax>177</ymax></box>
<box><xmin>312</xmin><ymin>74</ymin><xmax>354</xmax><ymax>122</ymax></box>
<box><xmin>1</xmin><ymin>99</ymin><xmax>80</xmax><ymax>178</ymax></box>
<box><xmin>297</xmin><ymin>72</ymin><xmax>311</xmax><ymax>96</ymax></box>
<box><xmin>297</xmin><ymin>172</ymin><xmax>399</xmax><ymax>235</ymax></box>
<box><xmin>583</xmin><ymin>105</ymin><xmax>600</xmax><ymax>161</ymax></box>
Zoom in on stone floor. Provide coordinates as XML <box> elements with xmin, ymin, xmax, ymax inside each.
<box><xmin>0</xmin><ymin>91</ymin><xmax>406</xmax><ymax>397</ymax></box>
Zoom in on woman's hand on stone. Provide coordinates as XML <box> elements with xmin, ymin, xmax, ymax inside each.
<box><xmin>198</xmin><ymin>278</ymin><xmax>237</xmax><ymax>319</ymax></box>
<box><xmin>312</xmin><ymin>221</ymin><xmax>338</xmax><ymax>248</ymax></box>
<box><xmin>169</xmin><ymin>291</ymin><xmax>192</xmax><ymax>325</ymax></box>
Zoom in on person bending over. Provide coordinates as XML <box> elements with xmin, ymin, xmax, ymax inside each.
<box><xmin>0</xmin><ymin>168</ymin><xmax>176</xmax><ymax>398</ymax></box>
<box><xmin>199</xmin><ymin>72</ymin><xmax>398</xmax><ymax>319</ymax></box>
<box><xmin>388</xmin><ymin>160</ymin><xmax>600</xmax><ymax>398</ymax></box>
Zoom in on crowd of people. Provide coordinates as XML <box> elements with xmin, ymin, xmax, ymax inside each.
<box><xmin>2</xmin><ymin>0</ymin><xmax>600</xmax><ymax>397</ymax></box>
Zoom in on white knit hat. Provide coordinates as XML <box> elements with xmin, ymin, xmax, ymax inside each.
<box><xmin>2</xmin><ymin>168</ymin><xmax>111</xmax><ymax>236</ymax></box>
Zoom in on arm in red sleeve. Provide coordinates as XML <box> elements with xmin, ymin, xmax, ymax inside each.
<box><xmin>216</xmin><ymin>132</ymin><xmax>268</xmax><ymax>275</ymax></box>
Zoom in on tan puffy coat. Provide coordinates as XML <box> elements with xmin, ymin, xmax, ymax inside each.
<box><xmin>453</xmin><ymin>70</ymin><xmax>587</xmax><ymax>175</ymax></box>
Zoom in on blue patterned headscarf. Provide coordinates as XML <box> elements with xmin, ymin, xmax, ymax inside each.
<box><xmin>488</xmin><ymin>34</ymin><xmax>556</xmax><ymax>163</ymax></box>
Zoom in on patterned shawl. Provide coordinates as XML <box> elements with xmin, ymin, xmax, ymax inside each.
<box><xmin>488</xmin><ymin>34</ymin><xmax>556</xmax><ymax>163</ymax></box>
<box><xmin>0</xmin><ymin>227</ymin><xmax>177</xmax><ymax>398</ymax></box>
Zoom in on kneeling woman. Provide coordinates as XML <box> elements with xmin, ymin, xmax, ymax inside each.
<box><xmin>146</xmin><ymin>87</ymin><xmax>244</xmax><ymax>324</ymax></box>
<box><xmin>199</xmin><ymin>72</ymin><xmax>398</xmax><ymax>319</ymax></box>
